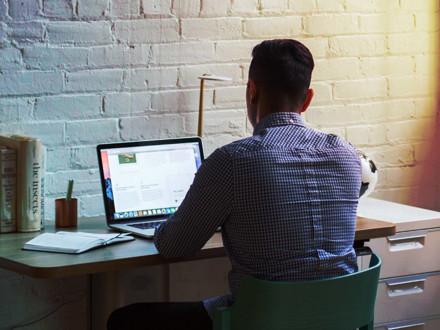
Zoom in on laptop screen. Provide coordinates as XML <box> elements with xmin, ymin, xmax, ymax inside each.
<box><xmin>97</xmin><ymin>138</ymin><xmax>203</xmax><ymax>223</ymax></box>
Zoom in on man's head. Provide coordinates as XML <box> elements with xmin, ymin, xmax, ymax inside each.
<box><xmin>246</xmin><ymin>39</ymin><xmax>315</xmax><ymax>126</ymax></box>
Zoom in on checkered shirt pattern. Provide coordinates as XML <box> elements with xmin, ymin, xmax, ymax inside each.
<box><xmin>154</xmin><ymin>112</ymin><xmax>362</xmax><ymax>319</ymax></box>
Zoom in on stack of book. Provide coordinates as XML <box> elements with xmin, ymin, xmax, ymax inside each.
<box><xmin>0</xmin><ymin>135</ymin><xmax>45</xmax><ymax>233</ymax></box>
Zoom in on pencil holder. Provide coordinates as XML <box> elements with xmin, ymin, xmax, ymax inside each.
<box><xmin>55</xmin><ymin>198</ymin><xmax>78</xmax><ymax>227</ymax></box>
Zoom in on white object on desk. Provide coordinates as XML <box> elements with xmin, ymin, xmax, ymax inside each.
<box><xmin>358</xmin><ymin>197</ymin><xmax>440</xmax><ymax>231</ymax></box>
<box><xmin>23</xmin><ymin>231</ymin><xmax>134</xmax><ymax>254</ymax></box>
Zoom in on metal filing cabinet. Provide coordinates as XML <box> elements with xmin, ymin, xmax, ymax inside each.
<box><xmin>358</xmin><ymin>198</ymin><xmax>440</xmax><ymax>330</ymax></box>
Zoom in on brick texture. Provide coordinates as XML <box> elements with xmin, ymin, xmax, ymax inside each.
<box><xmin>42</xmin><ymin>0</ymin><xmax>73</xmax><ymax>18</ymax></box>
<box><xmin>182</xmin><ymin>18</ymin><xmax>242</xmax><ymax>40</ymax></box>
<box><xmin>244</xmin><ymin>16</ymin><xmax>302</xmax><ymax>38</ymax></box>
<box><xmin>8</xmin><ymin>0</ymin><xmax>39</xmax><ymax>20</ymax></box>
<box><xmin>111</xmin><ymin>0</ymin><xmax>140</xmax><ymax>17</ymax></box>
<box><xmin>0</xmin><ymin>0</ymin><xmax>438</xmax><ymax>236</ymax></box>
<box><xmin>78</xmin><ymin>0</ymin><xmax>109</xmax><ymax>18</ymax></box>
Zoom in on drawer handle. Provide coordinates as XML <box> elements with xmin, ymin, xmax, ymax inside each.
<box><xmin>387</xmin><ymin>232</ymin><xmax>427</xmax><ymax>252</ymax></box>
<box><xmin>385</xmin><ymin>276</ymin><xmax>426</xmax><ymax>297</ymax></box>
<box><xmin>388</xmin><ymin>321</ymin><xmax>425</xmax><ymax>329</ymax></box>
<box><xmin>387</xmin><ymin>233</ymin><xmax>427</xmax><ymax>242</ymax></box>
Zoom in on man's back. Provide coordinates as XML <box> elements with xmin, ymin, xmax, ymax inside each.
<box><xmin>222</xmin><ymin>112</ymin><xmax>360</xmax><ymax>289</ymax></box>
<box><xmin>155</xmin><ymin>112</ymin><xmax>362</xmax><ymax>317</ymax></box>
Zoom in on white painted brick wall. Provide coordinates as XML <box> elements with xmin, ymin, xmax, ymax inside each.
<box><xmin>244</xmin><ymin>16</ymin><xmax>302</xmax><ymax>38</ymax></box>
<box><xmin>1</xmin><ymin>2</ymin><xmax>440</xmax><ymax>326</ymax></box>
<box><xmin>103</xmin><ymin>92</ymin><xmax>152</xmax><ymax>116</ymax></box>
<box><xmin>0</xmin><ymin>0</ymin><xmax>437</xmax><ymax>221</ymax></box>
<box><xmin>46</xmin><ymin>22</ymin><xmax>113</xmax><ymax>45</ymax></box>
<box><xmin>171</xmin><ymin>0</ymin><xmax>200</xmax><ymax>18</ymax></box>
<box><xmin>151</xmin><ymin>89</ymin><xmax>213</xmax><ymax>112</ymax></box>
<box><xmin>143</xmin><ymin>0</ymin><xmax>172</xmax><ymax>16</ymax></box>
<box><xmin>7</xmin><ymin>22</ymin><xmax>44</xmax><ymax>42</ymax></box>
<box><xmin>0</xmin><ymin>98</ymin><xmax>33</xmax><ymax>122</ymax></box>
<box><xmin>359</xmin><ymin>56</ymin><xmax>414</xmax><ymax>77</ymax></box>
<box><xmin>333</xmin><ymin>78</ymin><xmax>388</xmax><ymax>100</ymax></box>
<box><xmin>8</xmin><ymin>0</ymin><xmax>39</xmax><ymax>20</ymax></box>
<box><xmin>315</xmin><ymin>0</ymin><xmax>344</xmax><ymax>13</ymax></box>
<box><xmin>0</xmin><ymin>71</ymin><xmax>63</xmax><ymax>96</ymax></box>
<box><xmin>182</xmin><ymin>18</ymin><xmax>242</xmax><ymax>40</ymax></box>
<box><xmin>151</xmin><ymin>41</ymin><xmax>216</xmax><ymax>65</ymax></box>
<box><xmin>0</xmin><ymin>47</ymin><xmax>22</xmax><ymax>70</ymax></box>
<box><xmin>0</xmin><ymin>1</ymin><xmax>7</xmax><ymax>21</ymax></box>
<box><xmin>303</xmin><ymin>14</ymin><xmax>359</xmax><ymax>36</ymax></box>
<box><xmin>23</xmin><ymin>44</ymin><xmax>89</xmax><ymax>70</ymax></box>
<box><xmin>230</xmin><ymin>0</ymin><xmax>259</xmax><ymax>16</ymax></box>
<box><xmin>125</xmin><ymin>67</ymin><xmax>178</xmax><ymax>90</ymax></box>
<box><xmin>120</xmin><ymin>114</ymin><xmax>185</xmax><ymax>140</ymax></box>
<box><xmin>77</xmin><ymin>0</ymin><xmax>109</xmax><ymax>18</ymax></box>
<box><xmin>329</xmin><ymin>35</ymin><xmax>387</xmax><ymax>57</ymax></box>
<box><xmin>35</xmin><ymin>95</ymin><xmax>102</xmax><ymax>120</ymax></box>
<box><xmin>65</xmin><ymin>119</ymin><xmax>119</xmax><ymax>144</ymax></box>
<box><xmin>313</xmin><ymin>58</ymin><xmax>360</xmax><ymax>81</ymax></box>
<box><xmin>111</xmin><ymin>0</ymin><xmax>140</xmax><ymax>17</ymax></box>
<box><xmin>0</xmin><ymin>22</ymin><xmax>6</xmax><ymax>43</ymax></box>
<box><xmin>65</xmin><ymin>69</ymin><xmax>124</xmax><ymax>92</ymax></box>
<box><xmin>42</xmin><ymin>0</ymin><xmax>73</xmax><ymax>19</ymax></box>
<box><xmin>199</xmin><ymin>0</ymin><xmax>230</xmax><ymax>17</ymax></box>
<box><xmin>89</xmin><ymin>44</ymin><xmax>151</xmax><ymax>68</ymax></box>
<box><xmin>114</xmin><ymin>19</ymin><xmax>179</xmax><ymax>43</ymax></box>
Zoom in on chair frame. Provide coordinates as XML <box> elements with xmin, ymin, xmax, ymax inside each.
<box><xmin>214</xmin><ymin>253</ymin><xmax>381</xmax><ymax>330</ymax></box>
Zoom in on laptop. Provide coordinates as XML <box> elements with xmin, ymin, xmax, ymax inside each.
<box><xmin>97</xmin><ymin>137</ymin><xmax>204</xmax><ymax>238</ymax></box>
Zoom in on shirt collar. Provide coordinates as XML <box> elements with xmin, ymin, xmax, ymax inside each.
<box><xmin>253</xmin><ymin>112</ymin><xmax>305</xmax><ymax>135</ymax></box>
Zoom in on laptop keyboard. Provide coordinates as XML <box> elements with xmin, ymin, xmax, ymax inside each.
<box><xmin>128</xmin><ymin>221</ymin><xmax>163</xmax><ymax>230</ymax></box>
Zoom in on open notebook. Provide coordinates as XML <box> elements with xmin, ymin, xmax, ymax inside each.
<box><xmin>22</xmin><ymin>231</ymin><xmax>134</xmax><ymax>254</ymax></box>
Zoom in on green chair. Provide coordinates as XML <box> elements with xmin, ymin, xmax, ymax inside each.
<box><xmin>214</xmin><ymin>253</ymin><xmax>381</xmax><ymax>330</ymax></box>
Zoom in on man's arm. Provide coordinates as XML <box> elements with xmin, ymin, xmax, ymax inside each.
<box><xmin>154</xmin><ymin>147</ymin><xmax>233</xmax><ymax>259</ymax></box>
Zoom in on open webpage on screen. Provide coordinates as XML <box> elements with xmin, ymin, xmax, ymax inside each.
<box><xmin>107</xmin><ymin>146</ymin><xmax>198</xmax><ymax>213</ymax></box>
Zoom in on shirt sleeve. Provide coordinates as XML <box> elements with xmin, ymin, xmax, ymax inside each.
<box><xmin>154</xmin><ymin>147</ymin><xmax>233</xmax><ymax>259</ymax></box>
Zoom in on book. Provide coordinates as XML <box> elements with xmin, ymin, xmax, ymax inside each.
<box><xmin>40</xmin><ymin>146</ymin><xmax>46</xmax><ymax>230</ymax></box>
<box><xmin>0</xmin><ymin>147</ymin><xmax>16</xmax><ymax>233</ymax></box>
<box><xmin>0</xmin><ymin>135</ymin><xmax>43</xmax><ymax>232</ymax></box>
<box><xmin>23</xmin><ymin>231</ymin><xmax>135</xmax><ymax>254</ymax></box>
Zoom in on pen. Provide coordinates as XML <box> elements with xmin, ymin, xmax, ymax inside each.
<box><xmin>104</xmin><ymin>232</ymin><xmax>132</xmax><ymax>245</ymax></box>
<box><xmin>66</xmin><ymin>179</ymin><xmax>74</xmax><ymax>201</ymax></box>
<box><xmin>115</xmin><ymin>232</ymin><xmax>130</xmax><ymax>238</ymax></box>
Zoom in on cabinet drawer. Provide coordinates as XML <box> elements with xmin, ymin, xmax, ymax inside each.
<box><xmin>366</xmin><ymin>228</ymin><xmax>440</xmax><ymax>278</ymax></box>
<box><xmin>375</xmin><ymin>315</ymin><xmax>440</xmax><ymax>330</ymax></box>
<box><xmin>375</xmin><ymin>272</ymin><xmax>440</xmax><ymax>324</ymax></box>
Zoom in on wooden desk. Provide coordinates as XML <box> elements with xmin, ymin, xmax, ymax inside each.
<box><xmin>0</xmin><ymin>216</ymin><xmax>395</xmax><ymax>279</ymax></box>
<box><xmin>0</xmin><ymin>215</ymin><xmax>396</xmax><ymax>330</ymax></box>
<box><xmin>355</xmin><ymin>216</ymin><xmax>396</xmax><ymax>241</ymax></box>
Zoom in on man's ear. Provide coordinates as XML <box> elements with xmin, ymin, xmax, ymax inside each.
<box><xmin>248</xmin><ymin>78</ymin><xmax>258</xmax><ymax>104</ymax></box>
<box><xmin>300</xmin><ymin>88</ymin><xmax>314</xmax><ymax>113</ymax></box>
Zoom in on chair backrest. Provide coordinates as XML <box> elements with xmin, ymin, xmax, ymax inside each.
<box><xmin>216</xmin><ymin>253</ymin><xmax>381</xmax><ymax>330</ymax></box>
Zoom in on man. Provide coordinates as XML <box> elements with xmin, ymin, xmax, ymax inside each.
<box><xmin>108</xmin><ymin>39</ymin><xmax>361</xmax><ymax>330</ymax></box>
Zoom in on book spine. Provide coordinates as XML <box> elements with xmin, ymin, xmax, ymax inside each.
<box><xmin>20</xmin><ymin>139</ymin><xmax>42</xmax><ymax>232</ymax></box>
<box><xmin>40</xmin><ymin>146</ymin><xmax>46</xmax><ymax>230</ymax></box>
<box><xmin>0</xmin><ymin>148</ymin><xmax>16</xmax><ymax>233</ymax></box>
<box><xmin>0</xmin><ymin>136</ymin><xmax>42</xmax><ymax>232</ymax></box>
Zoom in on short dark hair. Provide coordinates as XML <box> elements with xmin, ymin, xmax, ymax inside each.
<box><xmin>249</xmin><ymin>39</ymin><xmax>314</xmax><ymax>107</ymax></box>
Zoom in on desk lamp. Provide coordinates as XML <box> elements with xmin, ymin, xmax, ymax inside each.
<box><xmin>197</xmin><ymin>74</ymin><xmax>232</xmax><ymax>137</ymax></box>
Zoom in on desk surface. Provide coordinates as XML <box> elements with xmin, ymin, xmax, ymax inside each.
<box><xmin>358</xmin><ymin>197</ymin><xmax>440</xmax><ymax>231</ymax></box>
<box><xmin>0</xmin><ymin>216</ymin><xmax>395</xmax><ymax>279</ymax></box>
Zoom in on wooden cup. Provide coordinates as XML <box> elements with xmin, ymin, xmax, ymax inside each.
<box><xmin>55</xmin><ymin>198</ymin><xmax>78</xmax><ymax>227</ymax></box>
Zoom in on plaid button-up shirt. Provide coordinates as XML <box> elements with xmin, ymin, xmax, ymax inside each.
<box><xmin>155</xmin><ymin>112</ymin><xmax>361</xmax><ymax>318</ymax></box>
